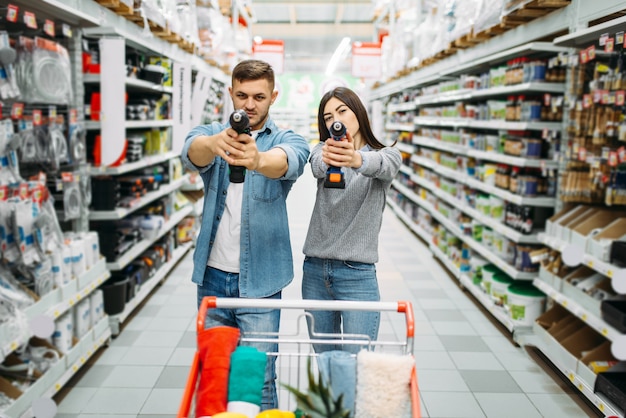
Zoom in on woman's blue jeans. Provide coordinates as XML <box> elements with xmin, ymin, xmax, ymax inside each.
<box><xmin>197</xmin><ymin>266</ymin><xmax>280</xmax><ymax>410</ymax></box>
<box><xmin>301</xmin><ymin>257</ymin><xmax>380</xmax><ymax>354</ymax></box>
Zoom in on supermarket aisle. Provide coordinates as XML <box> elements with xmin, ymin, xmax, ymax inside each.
<box><xmin>54</xmin><ymin>167</ymin><xmax>597</xmax><ymax>418</ymax></box>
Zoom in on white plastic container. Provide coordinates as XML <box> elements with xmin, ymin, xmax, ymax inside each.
<box><xmin>53</xmin><ymin>313</ymin><xmax>73</xmax><ymax>354</ymax></box>
<box><xmin>507</xmin><ymin>283</ymin><xmax>546</xmax><ymax>326</ymax></box>
<box><xmin>490</xmin><ymin>273</ymin><xmax>513</xmax><ymax>307</ymax></box>
<box><xmin>90</xmin><ymin>289</ymin><xmax>104</xmax><ymax>323</ymax></box>
<box><xmin>73</xmin><ymin>298</ymin><xmax>92</xmax><ymax>339</ymax></box>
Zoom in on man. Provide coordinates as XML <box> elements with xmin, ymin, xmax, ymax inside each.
<box><xmin>180</xmin><ymin>59</ymin><xmax>310</xmax><ymax>409</ymax></box>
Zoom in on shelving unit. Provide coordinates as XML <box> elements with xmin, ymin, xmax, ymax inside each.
<box><xmin>0</xmin><ymin>1</ymin><xmax>228</xmax><ymax>415</ymax></box>
<box><xmin>375</xmin><ymin>2</ymin><xmax>626</xmax><ymax>416</ymax></box>
<box><xmin>108</xmin><ymin>242</ymin><xmax>193</xmax><ymax>335</ymax></box>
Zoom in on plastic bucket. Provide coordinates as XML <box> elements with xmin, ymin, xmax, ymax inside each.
<box><xmin>101</xmin><ymin>276</ymin><xmax>129</xmax><ymax>315</ymax></box>
<box><xmin>491</xmin><ymin>273</ymin><xmax>513</xmax><ymax>307</ymax></box>
<box><xmin>481</xmin><ymin>264</ymin><xmax>500</xmax><ymax>295</ymax></box>
<box><xmin>507</xmin><ymin>283</ymin><xmax>546</xmax><ymax>326</ymax></box>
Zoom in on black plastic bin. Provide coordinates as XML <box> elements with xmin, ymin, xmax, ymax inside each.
<box><xmin>101</xmin><ymin>276</ymin><xmax>129</xmax><ymax>315</ymax></box>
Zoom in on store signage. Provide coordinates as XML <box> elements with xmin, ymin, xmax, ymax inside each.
<box><xmin>351</xmin><ymin>42</ymin><xmax>381</xmax><ymax>79</ymax></box>
<box><xmin>253</xmin><ymin>40</ymin><xmax>284</xmax><ymax>75</ymax></box>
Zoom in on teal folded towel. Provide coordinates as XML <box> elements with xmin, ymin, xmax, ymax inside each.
<box><xmin>227</xmin><ymin>346</ymin><xmax>267</xmax><ymax>406</ymax></box>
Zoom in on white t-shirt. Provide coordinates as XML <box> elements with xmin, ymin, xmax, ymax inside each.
<box><xmin>207</xmin><ymin>130</ymin><xmax>259</xmax><ymax>273</ymax></box>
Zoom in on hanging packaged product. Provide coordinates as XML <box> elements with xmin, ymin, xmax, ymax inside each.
<box><xmin>0</xmin><ymin>31</ymin><xmax>20</xmax><ymax>100</ymax></box>
<box><xmin>16</xmin><ymin>37</ymin><xmax>73</xmax><ymax>105</ymax></box>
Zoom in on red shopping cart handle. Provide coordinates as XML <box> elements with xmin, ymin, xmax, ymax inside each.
<box><xmin>198</xmin><ymin>296</ymin><xmax>415</xmax><ymax>338</ymax></box>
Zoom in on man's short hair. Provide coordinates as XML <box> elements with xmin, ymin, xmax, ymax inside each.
<box><xmin>232</xmin><ymin>59</ymin><xmax>275</xmax><ymax>90</ymax></box>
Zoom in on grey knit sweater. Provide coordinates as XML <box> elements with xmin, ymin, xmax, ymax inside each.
<box><xmin>303</xmin><ymin>143</ymin><xmax>402</xmax><ymax>263</ymax></box>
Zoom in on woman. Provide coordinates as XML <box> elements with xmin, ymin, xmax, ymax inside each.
<box><xmin>302</xmin><ymin>87</ymin><xmax>402</xmax><ymax>353</ymax></box>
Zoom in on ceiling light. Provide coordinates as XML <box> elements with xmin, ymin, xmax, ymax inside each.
<box><xmin>325</xmin><ymin>36</ymin><xmax>351</xmax><ymax>76</ymax></box>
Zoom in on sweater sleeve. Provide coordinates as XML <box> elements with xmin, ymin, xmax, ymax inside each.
<box><xmin>357</xmin><ymin>146</ymin><xmax>402</xmax><ymax>182</ymax></box>
<box><xmin>308</xmin><ymin>142</ymin><xmax>327</xmax><ymax>179</ymax></box>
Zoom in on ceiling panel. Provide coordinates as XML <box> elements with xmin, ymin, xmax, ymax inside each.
<box><xmin>252</xmin><ymin>4</ymin><xmax>292</xmax><ymax>22</ymax></box>
<box><xmin>294</xmin><ymin>4</ymin><xmax>338</xmax><ymax>23</ymax></box>
<box><xmin>249</xmin><ymin>0</ymin><xmax>376</xmax><ymax>73</ymax></box>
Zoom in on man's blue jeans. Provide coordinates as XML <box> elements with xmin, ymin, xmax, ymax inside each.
<box><xmin>301</xmin><ymin>257</ymin><xmax>380</xmax><ymax>354</ymax></box>
<box><xmin>197</xmin><ymin>266</ymin><xmax>280</xmax><ymax>410</ymax></box>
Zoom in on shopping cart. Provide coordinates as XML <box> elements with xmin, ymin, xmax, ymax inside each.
<box><xmin>178</xmin><ymin>296</ymin><xmax>420</xmax><ymax>418</ymax></box>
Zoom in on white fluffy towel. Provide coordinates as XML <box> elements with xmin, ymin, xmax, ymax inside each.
<box><xmin>354</xmin><ymin>350</ymin><xmax>415</xmax><ymax>418</ymax></box>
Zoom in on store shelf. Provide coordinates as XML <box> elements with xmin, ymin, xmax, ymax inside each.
<box><xmin>4</xmin><ymin>316</ymin><xmax>112</xmax><ymax>418</ymax></box>
<box><xmin>459</xmin><ymin>273</ymin><xmax>518</xmax><ymax>333</ymax></box>
<box><xmin>531</xmin><ymin>322</ymin><xmax>624</xmax><ymax>417</ymax></box>
<box><xmin>85</xmin><ymin>119</ymin><xmax>174</xmax><ymax>130</ymax></box>
<box><xmin>392</xmin><ymin>180</ymin><xmax>536</xmax><ymax>279</ymax></box>
<box><xmin>0</xmin><ymin>258</ymin><xmax>110</xmax><ymax>364</ymax></box>
<box><xmin>395</xmin><ymin>142</ymin><xmax>415</xmax><ymax>154</ymax></box>
<box><xmin>413</xmin><ymin>136</ymin><xmax>467</xmax><ymax>155</ymax></box>
<box><xmin>430</xmin><ymin>242</ymin><xmax>462</xmax><ymax>280</ymax></box>
<box><xmin>388</xmin><ymin>102</ymin><xmax>417</xmax><ymax>112</ymax></box>
<box><xmin>386</xmin><ymin>198</ymin><xmax>433</xmax><ymax>244</ymax></box>
<box><xmin>554</xmin><ymin>15</ymin><xmax>626</xmax><ymax>47</ymax></box>
<box><xmin>84</xmin><ymin>74</ymin><xmax>173</xmax><ymax>94</ymax></box>
<box><xmin>464</xmin><ymin>176</ymin><xmax>556</xmax><ymax>207</ymax></box>
<box><xmin>89</xmin><ymin>175</ymin><xmax>189</xmax><ymax>220</ymax></box>
<box><xmin>105</xmin><ymin>204</ymin><xmax>193</xmax><ymax>271</ymax></box>
<box><xmin>410</xmin><ymin>154</ymin><xmax>557</xmax><ymax>207</ymax></box>
<box><xmin>369</xmin><ymin>40</ymin><xmax>570</xmax><ymax>100</ymax></box>
<box><xmin>538</xmin><ymin>233</ymin><xmax>626</xmax><ymax>293</ymax></box>
<box><xmin>533</xmin><ymin>278</ymin><xmax>626</xmax><ymax>359</ymax></box>
<box><xmin>415</xmin><ymin>82</ymin><xmax>565</xmax><ymax>106</ymax></box>
<box><xmin>413</xmin><ymin>117</ymin><xmax>562</xmax><ymax>132</ymax></box>
<box><xmin>413</xmin><ymin>135</ymin><xmax>559</xmax><ymax>168</ymax></box>
<box><xmin>108</xmin><ymin>242</ymin><xmax>192</xmax><ymax>334</ymax></box>
<box><xmin>89</xmin><ymin>151</ymin><xmax>179</xmax><ymax>176</ymax></box>
<box><xmin>410</xmin><ymin>171</ymin><xmax>541</xmax><ymax>243</ymax></box>
<box><xmin>467</xmin><ymin>149</ymin><xmax>559</xmax><ymax>168</ymax></box>
<box><xmin>385</xmin><ymin>122</ymin><xmax>415</xmax><ymax>132</ymax></box>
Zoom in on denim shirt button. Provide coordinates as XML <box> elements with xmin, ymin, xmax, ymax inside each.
<box><xmin>223</xmin><ymin>190</ymin><xmax>227</xmax><ymax>195</ymax></box>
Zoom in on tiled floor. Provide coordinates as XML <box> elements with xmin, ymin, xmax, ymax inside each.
<box><xmin>53</xmin><ymin>167</ymin><xmax>600</xmax><ymax>417</ymax></box>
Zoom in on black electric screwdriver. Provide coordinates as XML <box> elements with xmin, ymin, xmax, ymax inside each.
<box><xmin>324</xmin><ymin>121</ymin><xmax>347</xmax><ymax>189</ymax></box>
<box><xmin>228</xmin><ymin>109</ymin><xmax>251</xmax><ymax>183</ymax></box>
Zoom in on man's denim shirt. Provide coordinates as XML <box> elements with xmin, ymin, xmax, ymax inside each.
<box><xmin>181</xmin><ymin>118</ymin><xmax>310</xmax><ymax>297</ymax></box>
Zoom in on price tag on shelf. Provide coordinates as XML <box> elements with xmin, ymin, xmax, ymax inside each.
<box><xmin>617</xmin><ymin>31</ymin><xmax>625</xmax><ymax>45</ymax></box>
<box><xmin>581</xmin><ymin>313</ymin><xmax>588</xmax><ymax>321</ymax></box>
<box><xmin>607</xmin><ymin>270</ymin><xmax>613</xmax><ymax>278</ymax></box>
<box><xmin>602</xmin><ymin>328</ymin><xmax>608</xmax><ymax>337</ymax></box>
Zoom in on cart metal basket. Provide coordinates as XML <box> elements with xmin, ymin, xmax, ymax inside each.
<box><xmin>178</xmin><ymin>296</ymin><xmax>420</xmax><ymax>418</ymax></box>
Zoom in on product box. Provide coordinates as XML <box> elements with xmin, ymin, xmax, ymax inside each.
<box><xmin>149</xmin><ymin>57</ymin><xmax>172</xmax><ymax>87</ymax></box>
<box><xmin>561</xmin><ymin>266</ymin><xmax>609</xmax><ymax>318</ymax></box>
<box><xmin>578</xmin><ymin>340</ymin><xmax>618</xmax><ymax>390</ymax></box>
<box><xmin>560</xmin><ymin>207</ymin><xmax>598</xmax><ymax>244</ymax></box>
<box><xmin>569</xmin><ymin>209</ymin><xmax>626</xmax><ymax>249</ymax></box>
<box><xmin>594</xmin><ymin>362</ymin><xmax>626</xmax><ymax>414</ymax></box>
<box><xmin>534</xmin><ymin>305</ymin><xmax>581</xmax><ymax>372</ymax></box>
<box><xmin>546</xmin><ymin>204</ymin><xmax>581</xmax><ymax>237</ymax></box>
<box><xmin>553</xmin><ymin>206</ymin><xmax>594</xmax><ymax>243</ymax></box>
<box><xmin>601</xmin><ymin>296</ymin><xmax>626</xmax><ymax>334</ymax></box>
<box><xmin>588</xmin><ymin>218</ymin><xmax>626</xmax><ymax>261</ymax></box>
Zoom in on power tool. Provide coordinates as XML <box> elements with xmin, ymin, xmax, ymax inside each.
<box><xmin>324</xmin><ymin>121</ymin><xmax>346</xmax><ymax>189</ymax></box>
<box><xmin>228</xmin><ymin>109</ymin><xmax>250</xmax><ymax>183</ymax></box>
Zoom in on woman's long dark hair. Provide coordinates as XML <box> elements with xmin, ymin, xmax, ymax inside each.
<box><xmin>317</xmin><ymin>87</ymin><xmax>389</xmax><ymax>150</ymax></box>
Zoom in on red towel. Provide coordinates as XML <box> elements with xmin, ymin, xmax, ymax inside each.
<box><xmin>196</xmin><ymin>326</ymin><xmax>240</xmax><ymax>417</ymax></box>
